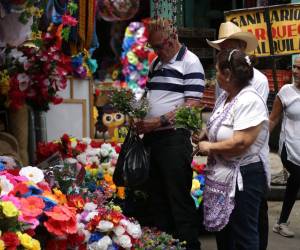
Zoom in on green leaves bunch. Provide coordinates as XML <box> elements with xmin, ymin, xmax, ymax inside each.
<box><xmin>109</xmin><ymin>88</ymin><xmax>149</xmax><ymax>119</ymax></box>
<box><xmin>174</xmin><ymin>106</ymin><xmax>203</xmax><ymax>131</ymax></box>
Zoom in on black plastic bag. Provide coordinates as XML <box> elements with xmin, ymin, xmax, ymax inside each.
<box><xmin>113</xmin><ymin>127</ymin><xmax>150</xmax><ymax>187</ymax></box>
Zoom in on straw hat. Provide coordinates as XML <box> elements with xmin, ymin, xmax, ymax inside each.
<box><xmin>207</xmin><ymin>21</ymin><xmax>258</xmax><ymax>53</ymax></box>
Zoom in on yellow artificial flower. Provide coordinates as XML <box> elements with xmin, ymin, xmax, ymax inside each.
<box><xmin>1</xmin><ymin>201</ymin><xmax>19</xmax><ymax>217</ymax></box>
<box><xmin>31</xmin><ymin>239</ymin><xmax>41</xmax><ymax>250</ymax></box>
<box><xmin>111</xmin><ymin>205</ymin><xmax>122</xmax><ymax>212</ymax></box>
<box><xmin>93</xmin><ymin>107</ymin><xmax>98</xmax><ymax>125</ymax></box>
<box><xmin>53</xmin><ymin>188</ymin><xmax>67</xmax><ymax>204</ymax></box>
<box><xmin>31</xmin><ymin>31</ymin><xmax>42</xmax><ymax>40</ymax></box>
<box><xmin>0</xmin><ymin>70</ymin><xmax>10</xmax><ymax>95</ymax></box>
<box><xmin>0</xmin><ymin>239</ymin><xmax>4</xmax><ymax>250</ymax></box>
<box><xmin>117</xmin><ymin>187</ymin><xmax>125</xmax><ymax>200</ymax></box>
<box><xmin>17</xmin><ymin>232</ymin><xmax>34</xmax><ymax>249</ymax></box>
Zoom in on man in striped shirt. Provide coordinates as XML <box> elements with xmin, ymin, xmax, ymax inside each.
<box><xmin>135</xmin><ymin>19</ymin><xmax>205</xmax><ymax>250</ymax></box>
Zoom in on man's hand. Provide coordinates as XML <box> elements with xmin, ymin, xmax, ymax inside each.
<box><xmin>135</xmin><ymin>117</ymin><xmax>160</xmax><ymax>134</ymax></box>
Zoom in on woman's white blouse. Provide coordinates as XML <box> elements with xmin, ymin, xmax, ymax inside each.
<box><xmin>278</xmin><ymin>84</ymin><xmax>300</xmax><ymax>166</ymax></box>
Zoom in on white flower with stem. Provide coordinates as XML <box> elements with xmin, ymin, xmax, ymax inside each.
<box><xmin>19</xmin><ymin>166</ymin><xmax>44</xmax><ymax>183</ymax></box>
<box><xmin>97</xmin><ymin>220</ymin><xmax>114</xmax><ymax>232</ymax></box>
<box><xmin>88</xmin><ymin>235</ymin><xmax>112</xmax><ymax>250</ymax></box>
<box><xmin>0</xmin><ymin>175</ymin><xmax>14</xmax><ymax>195</ymax></box>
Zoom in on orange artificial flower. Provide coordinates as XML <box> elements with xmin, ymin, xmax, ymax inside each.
<box><xmin>20</xmin><ymin>196</ymin><xmax>45</xmax><ymax>217</ymax></box>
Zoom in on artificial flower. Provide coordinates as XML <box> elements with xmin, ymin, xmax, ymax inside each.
<box><xmin>96</xmin><ymin>220</ymin><xmax>114</xmax><ymax>232</ymax></box>
<box><xmin>0</xmin><ymin>175</ymin><xmax>14</xmax><ymax>195</ymax></box>
<box><xmin>0</xmin><ymin>201</ymin><xmax>19</xmax><ymax>217</ymax></box>
<box><xmin>19</xmin><ymin>166</ymin><xmax>44</xmax><ymax>183</ymax></box>
<box><xmin>0</xmin><ymin>240</ymin><xmax>4</xmax><ymax>250</ymax></box>
<box><xmin>20</xmin><ymin>196</ymin><xmax>45</xmax><ymax>217</ymax></box>
<box><xmin>1</xmin><ymin>232</ymin><xmax>20</xmax><ymax>250</ymax></box>
<box><xmin>62</xmin><ymin>15</ymin><xmax>78</xmax><ymax>26</ymax></box>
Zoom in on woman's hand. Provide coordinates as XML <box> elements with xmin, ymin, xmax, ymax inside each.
<box><xmin>192</xmin><ymin>129</ymin><xmax>207</xmax><ymax>144</ymax></box>
<box><xmin>198</xmin><ymin>141</ymin><xmax>211</xmax><ymax>156</ymax></box>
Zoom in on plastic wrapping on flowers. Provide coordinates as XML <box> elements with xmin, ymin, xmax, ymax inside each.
<box><xmin>121</xmin><ymin>21</ymin><xmax>153</xmax><ymax>95</ymax></box>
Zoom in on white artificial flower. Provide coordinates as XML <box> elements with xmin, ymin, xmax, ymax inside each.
<box><xmin>100</xmin><ymin>148</ymin><xmax>109</xmax><ymax>158</ymax></box>
<box><xmin>120</xmin><ymin>219</ymin><xmax>130</xmax><ymax>227</ymax></box>
<box><xmin>9</xmin><ymin>48</ymin><xmax>24</xmax><ymax>59</ymax></box>
<box><xmin>71</xmin><ymin>140</ymin><xmax>78</xmax><ymax>148</ymax></box>
<box><xmin>126</xmin><ymin>223</ymin><xmax>142</xmax><ymax>239</ymax></box>
<box><xmin>84</xmin><ymin>202</ymin><xmax>97</xmax><ymax>212</ymax></box>
<box><xmin>64</xmin><ymin>157</ymin><xmax>77</xmax><ymax>165</ymax></box>
<box><xmin>85</xmin><ymin>211</ymin><xmax>99</xmax><ymax>222</ymax></box>
<box><xmin>97</xmin><ymin>220</ymin><xmax>114</xmax><ymax>232</ymax></box>
<box><xmin>113</xmin><ymin>225</ymin><xmax>125</xmax><ymax>236</ymax></box>
<box><xmin>101</xmin><ymin>143</ymin><xmax>113</xmax><ymax>153</ymax></box>
<box><xmin>88</xmin><ymin>235</ymin><xmax>112</xmax><ymax>250</ymax></box>
<box><xmin>0</xmin><ymin>175</ymin><xmax>14</xmax><ymax>195</ymax></box>
<box><xmin>17</xmin><ymin>73</ymin><xmax>30</xmax><ymax>91</ymax></box>
<box><xmin>107</xmin><ymin>166</ymin><xmax>115</xmax><ymax>176</ymax></box>
<box><xmin>117</xmin><ymin>234</ymin><xmax>132</xmax><ymax>249</ymax></box>
<box><xmin>82</xmin><ymin>137</ymin><xmax>92</xmax><ymax>145</ymax></box>
<box><xmin>77</xmin><ymin>153</ymin><xmax>87</xmax><ymax>165</ymax></box>
<box><xmin>89</xmin><ymin>156</ymin><xmax>100</xmax><ymax>165</ymax></box>
<box><xmin>19</xmin><ymin>166</ymin><xmax>44</xmax><ymax>183</ymax></box>
<box><xmin>101</xmin><ymin>162</ymin><xmax>111</xmax><ymax>173</ymax></box>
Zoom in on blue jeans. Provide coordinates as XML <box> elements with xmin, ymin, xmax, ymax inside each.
<box><xmin>216</xmin><ymin>161</ymin><xmax>267</xmax><ymax>250</ymax></box>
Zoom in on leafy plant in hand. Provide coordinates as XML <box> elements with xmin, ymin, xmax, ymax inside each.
<box><xmin>174</xmin><ymin>106</ymin><xmax>203</xmax><ymax>131</ymax></box>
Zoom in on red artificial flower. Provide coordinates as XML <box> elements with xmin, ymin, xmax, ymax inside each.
<box><xmin>75</xmin><ymin>142</ymin><xmax>87</xmax><ymax>154</ymax></box>
<box><xmin>24</xmin><ymin>229</ymin><xmax>36</xmax><ymax>237</ymax></box>
<box><xmin>6</xmin><ymin>169</ymin><xmax>20</xmax><ymax>176</ymax></box>
<box><xmin>67</xmin><ymin>195</ymin><xmax>85</xmax><ymax>212</ymax></box>
<box><xmin>114</xmin><ymin>145</ymin><xmax>121</xmax><ymax>154</ymax></box>
<box><xmin>46</xmin><ymin>239</ymin><xmax>68</xmax><ymax>250</ymax></box>
<box><xmin>20</xmin><ymin>196</ymin><xmax>45</xmax><ymax>217</ymax></box>
<box><xmin>86</xmin><ymin>214</ymin><xmax>102</xmax><ymax>231</ymax></box>
<box><xmin>90</xmin><ymin>140</ymin><xmax>103</xmax><ymax>148</ymax></box>
<box><xmin>67</xmin><ymin>234</ymin><xmax>85</xmax><ymax>248</ymax></box>
<box><xmin>44</xmin><ymin>205</ymin><xmax>77</xmax><ymax>236</ymax></box>
<box><xmin>36</xmin><ymin>141</ymin><xmax>60</xmax><ymax>163</ymax></box>
<box><xmin>9</xmin><ymin>182</ymin><xmax>29</xmax><ymax>197</ymax></box>
<box><xmin>62</xmin><ymin>15</ymin><xmax>78</xmax><ymax>26</ymax></box>
<box><xmin>1</xmin><ymin>232</ymin><xmax>20</xmax><ymax>250</ymax></box>
<box><xmin>51</xmin><ymin>96</ymin><xmax>63</xmax><ymax>105</ymax></box>
<box><xmin>37</xmin><ymin>181</ymin><xmax>52</xmax><ymax>192</ymax></box>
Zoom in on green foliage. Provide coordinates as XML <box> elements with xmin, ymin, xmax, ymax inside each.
<box><xmin>62</xmin><ymin>27</ymin><xmax>71</xmax><ymax>41</ymax></box>
<box><xmin>109</xmin><ymin>88</ymin><xmax>149</xmax><ymax>119</ymax></box>
<box><xmin>174</xmin><ymin>106</ymin><xmax>203</xmax><ymax>131</ymax></box>
<box><xmin>68</xmin><ymin>1</ymin><xmax>78</xmax><ymax>15</ymax></box>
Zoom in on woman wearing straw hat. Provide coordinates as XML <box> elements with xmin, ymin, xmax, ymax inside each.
<box><xmin>195</xmin><ymin>22</ymin><xmax>270</xmax><ymax>250</ymax></box>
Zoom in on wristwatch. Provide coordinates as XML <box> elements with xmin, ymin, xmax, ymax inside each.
<box><xmin>160</xmin><ymin>115</ymin><xmax>170</xmax><ymax>127</ymax></box>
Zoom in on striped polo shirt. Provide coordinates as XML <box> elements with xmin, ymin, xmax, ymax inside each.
<box><xmin>146</xmin><ymin>45</ymin><xmax>205</xmax><ymax>118</ymax></box>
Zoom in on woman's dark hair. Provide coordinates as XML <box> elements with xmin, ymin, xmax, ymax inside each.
<box><xmin>217</xmin><ymin>49</ymin><xmax>255</xmax><ymax>88</ymax></box>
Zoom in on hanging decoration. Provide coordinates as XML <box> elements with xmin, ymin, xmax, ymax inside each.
<box><xmin>152</xmin><ymin>0</ymin><xmax>183</xmax><ymax>39</ymax></box>
<box><xmin>97</xmin><ymin>0</ymin><xmax>140</xmax><ymax>22</ymax></box>
<box><xmin>121</xmin><ymin>21</ymin><xmax>152</xmax><ymax>93</ymax></box>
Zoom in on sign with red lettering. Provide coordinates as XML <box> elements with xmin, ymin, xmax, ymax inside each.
<box><xmin>225</xmin><ymin>4</ymin><xmax>300</xmax><ymax>57</ymax></box>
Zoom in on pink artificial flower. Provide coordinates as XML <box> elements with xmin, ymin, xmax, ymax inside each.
<box><xmin>62</xmin><ymin>15</ymin><xmax>78</xmax><ymax>26</ymax></box>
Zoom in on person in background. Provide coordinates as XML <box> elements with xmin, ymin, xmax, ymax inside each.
<box><xmin>269</xmin><ymin>56</ymin><xmax>300</xmax><ymax>238</ymax></box>
<box><xmin>135</xmin><ymin>18</ymin><xmax>205</xmax><ymax>250</ymax></box>
<box><xmin>206</xmin><ymin>21</ymin><xmax>270</xmax><ymax>250</ymax></box>
<box><xmin>198</xmin><ymin>49</ymin><xmax>270</xmax><ymax>250</ymax></box>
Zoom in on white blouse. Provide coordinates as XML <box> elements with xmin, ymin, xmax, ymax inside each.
<box><xmin>278</xmin><ymin>84</ymin><xmax>300</xmax><ymax>166</ymax></box>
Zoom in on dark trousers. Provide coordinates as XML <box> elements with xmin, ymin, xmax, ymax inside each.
<box><xmin>279</xmin><ymin>144</ymin><xmax>300</xmax><ymax>223</ymax></box>
<box><xmin>143</xmin><ymin>129</ymin><xmax>201</xmax><ymax>250</ymax></box>
<box><xmin>258</xmin><ymin>198</ymin><xmax>269</xmax><ymax>250</ymax></box>
<box><xmin>216</xmin><ymin>162</ymin><xmax>267</xmax><ymax>250</ymax></box>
